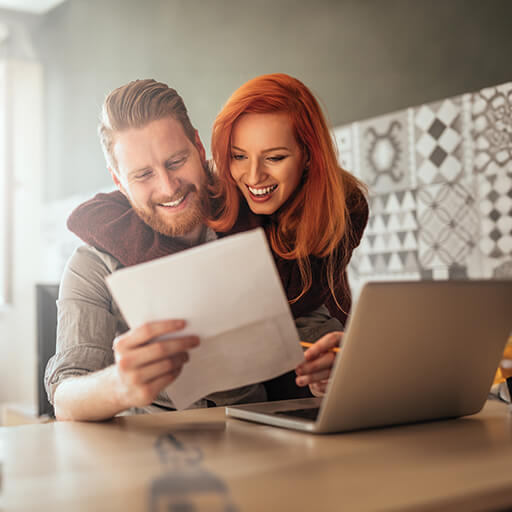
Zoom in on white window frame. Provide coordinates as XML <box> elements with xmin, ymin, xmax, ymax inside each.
<box><xmin>0</xmin><ymin>60</ymin><xmax>13</xmax><ymax>306</ymax></box>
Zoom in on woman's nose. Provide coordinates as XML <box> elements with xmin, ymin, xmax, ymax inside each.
<box><xmin>247</xmin><ymin>159</ymin><xmax>266</xmax><ymax>185</ymax></box>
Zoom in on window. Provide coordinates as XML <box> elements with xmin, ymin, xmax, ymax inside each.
<box><xmin>0</xmin><ymin>60</ymin><xmax>13</xmax><ymax>306</ymax></box>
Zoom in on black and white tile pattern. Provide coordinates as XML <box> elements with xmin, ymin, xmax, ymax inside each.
<box><xmin>335</xmin><ymin>81</ymin><xmax>512</xmax><ymax>297</ymax></box>
<box><xmin>478</xmin><ymin>169</ymin><xmax>512</xmax><ymax>258</ymax></box>
<box><xmin>358</xmin><ymin>111</ymin><xmax>411</xmax><ymax>193</ymax></box>
<box><xmin>414</xmin><ymin>98</ymin><xmax>465</xmax><ymax>185</ymax></box>
<box><xmin>472</xmin><ymin>83</ymin><xmax>512</xmax><ymax>176</ymax></box>
<box><xmin>416</xmin><ymin>180</ymin><xmax>479</xmax><ymax>273</ymax></box>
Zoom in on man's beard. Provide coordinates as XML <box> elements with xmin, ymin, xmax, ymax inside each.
<box><xmin>131</xmin><ymin>181</ymin><xmax>209</xmax><ymax>239</ymax></box>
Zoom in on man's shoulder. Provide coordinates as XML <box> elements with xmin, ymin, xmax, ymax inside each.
<box><xmin>69</xmin><ymin>244</ymin><xmax>123</xmax><ymax>271</ymax></box>
<box><xmin>63</xmin><ymin>244</ymin><xmax>124</xmax><ymax>284</ymax></box>
<box><xmin>59</xmin><ymin>244</ymin><xmax>124</xmax><ymax>304</ymax></box>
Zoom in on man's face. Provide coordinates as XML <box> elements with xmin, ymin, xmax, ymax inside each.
<box><xmin>110</xmin><ymin>117</ymin><xmax>209</xmax><ymax>242</ymax></box>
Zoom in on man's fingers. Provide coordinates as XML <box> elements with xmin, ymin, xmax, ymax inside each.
<box><xmin>135</xmin><ymin>370</ymin><xmax>182</xmax><ymax>406</ymax></box>
<box><xmin>116</xmin><ymin>336</ymin><xmax>199</xmax><ymax>369</ymax></box>
<box><xmin>127</xmin><ymin>354</ymin><xmax>189</xmax><ymax>386</ymax></box>
<box><xmin>114</xmin><ymin>319</ymin><xmax>187</xmax><ymax>351</ymax></box>
<box><xmin>303</xmin><ymin>331</ymin><xmax>343</xmax><ymax>361</ymax></box>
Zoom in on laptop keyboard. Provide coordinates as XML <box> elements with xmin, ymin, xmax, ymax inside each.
<box><xmin>274</xmin><ymin>407</ymin><xmax>320</xmax><ymax>421</ymax></box>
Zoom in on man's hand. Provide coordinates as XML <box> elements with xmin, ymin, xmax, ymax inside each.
<box><xmin>295</xmin><ymin>331</ymin><xmax>343</xmax><ymax>397</ymax></box>
<box><xmin>113</xmin><ymin>319</ymin><xmax>199</xmax><ymax>409</ymax></box>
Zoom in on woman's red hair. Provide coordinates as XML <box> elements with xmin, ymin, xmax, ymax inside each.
<box><xmin>210</xmin><ymin>73</ymin><xmax>366</xmax><ymax>308</ymax></box>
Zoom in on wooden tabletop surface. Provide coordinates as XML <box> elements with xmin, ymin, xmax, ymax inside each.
<box><xmin>2</xmin><ymin>400</ymin><xmax>512</xmax><ymax>511</ymax></box>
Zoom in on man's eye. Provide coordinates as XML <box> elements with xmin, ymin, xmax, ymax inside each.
<box><xmin>136</xmin><ymin>171</ymin><xmax>152</xmax><ymax>180</ymax></box>
<box><xmin>167</xmin><ymin>158</ymin><xmax>186</xmax><ymax>169</ymax></box>
<box><xmin>231</xmin><ymin>154</ymin><xmax>246</xmax><ymax>161</ymax></box>
<box><xmin>268</xmin><ymin>155</ymin><xmax>286</xmax><ymax>162</ymax></box>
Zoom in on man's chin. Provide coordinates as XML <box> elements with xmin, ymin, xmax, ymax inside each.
<box><xmin>134</xmin><ymin>205</ymin><xmax>204</xmax><ymax>239</ymax></box>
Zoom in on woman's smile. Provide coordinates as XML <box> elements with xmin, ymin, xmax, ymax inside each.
<box><xmin>246</xmin><ymin>183</ymin><xmax>279</xmax><ymax>201</ymax></box>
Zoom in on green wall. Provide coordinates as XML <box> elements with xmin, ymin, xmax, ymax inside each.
<box><xmin>28</xmin><ymin>0</ymin><xmax>512</xmax><ymax>201</ymax></box>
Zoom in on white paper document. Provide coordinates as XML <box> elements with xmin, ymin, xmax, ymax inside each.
<box><xmin>106</xmin><ymin>228</ymin><xmax>305</xmax><ymax>410</ymax></box>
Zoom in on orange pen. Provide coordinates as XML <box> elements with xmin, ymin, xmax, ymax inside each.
<box><xmin>300</xmin><ymin>341</ymin><xmax>339</xmax><ymax>353</ymax></box>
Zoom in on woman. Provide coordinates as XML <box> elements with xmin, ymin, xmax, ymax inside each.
<box><xmin>210</xmin><ymin>73</ymin><xmax>367</xmax><ymax>324</ymax></box>
<box><xmin>68</xmin><ymin>74</ymin><xmax>368</xmax><ymax>397</ymax></box>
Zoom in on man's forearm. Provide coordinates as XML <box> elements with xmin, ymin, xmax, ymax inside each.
<box><xmin>53</xmin><ymin>365</ymin><xmax>128</xmax><ymax>421</ymax></box>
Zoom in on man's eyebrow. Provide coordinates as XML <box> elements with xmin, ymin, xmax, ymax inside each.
<box><xmin>127</xmin><ymin>166</ymin><xmax>151</xmax><ymax>179</ymax></box>
<box><xmin>127</xmin><ymin>149</ymin><xmax>190</xmax><ymax>178</ymax></box>
<box><xmin>164</xmin><ymin>149</ymin><xmax>189</xmax><ymax>166</ymax></box>
<box><xmin>231</xmin><ymin>145</ymin><xmax>290</xmax><ymax>153</ymax></box>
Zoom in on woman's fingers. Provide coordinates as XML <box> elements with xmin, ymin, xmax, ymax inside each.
<box><xmin>296</xmin><ymin>368</ymin><xmax>331</xmax><ymax>387</ymax></box>
<box><xmin>302</xmin><ymin>331</ymin><xmax>343</xmax><ymax>362</ymax></box>
<box><xmin>296</xmin><ymin>351</ymin><xmax>335</xmax><ymax>376</ymax></box>
<box><xmin>309</xmin><ymin>379</ymin><xmax>330</xmax><ymax>397</ymax></box>
<box><xmin>295</xmin><ymin>331</ymin><xmax>343</xmax><ymax>392</ymax></box>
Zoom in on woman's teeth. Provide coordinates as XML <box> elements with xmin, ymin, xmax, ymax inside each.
<box><xmin>247</xmin><ymin>184</ymin><xmax>278</xmax><ymax>196</ymax></box>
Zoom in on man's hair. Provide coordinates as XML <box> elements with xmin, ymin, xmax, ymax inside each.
<box><xmin>99</xmin><ymin>79</ymin><xmax>197</xmax><ymax>171</ymax></box>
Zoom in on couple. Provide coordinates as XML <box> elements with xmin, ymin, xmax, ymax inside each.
<box><xmin>45</xmin><ymin>73</ymin><xmax>368</xmax><ymax>421</ymax></box>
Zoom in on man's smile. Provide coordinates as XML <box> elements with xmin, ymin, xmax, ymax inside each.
<box><xmin>154</xmin><ymin>185</ymin><xmax>196</xmax><ymax>211</ymax></box>
<box><xmin>158</xmin><ymin>193</ymin><xmax>187</xmax><ymax>208</ymax></box>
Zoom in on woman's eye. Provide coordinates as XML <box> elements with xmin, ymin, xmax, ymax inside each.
<box><xmin>268</xmin><ymin>155</ymin><xmax>286</xmax><ymax>162</ymax></box>
<box><xmin>231</xmin><ymin>154</ymin><xmax>246</xmax><ymax>161</ymax></box>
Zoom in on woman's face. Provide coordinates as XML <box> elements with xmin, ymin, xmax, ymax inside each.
<box><xmin>230</xmin><ymin>112</ymin><xmax>305</xmax><ymax>215</ymax></box>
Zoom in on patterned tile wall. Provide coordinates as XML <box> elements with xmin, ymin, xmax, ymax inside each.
<box><xmin>334</xmin><ymin>82</ymin><xmax>512</xmax><ymax>298</ymax></box>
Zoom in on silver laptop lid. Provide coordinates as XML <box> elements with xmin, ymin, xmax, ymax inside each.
<box><xmin>315</xmin><ymin>280</ymin><xmax>512</xmax><ymax>433</ymax></box>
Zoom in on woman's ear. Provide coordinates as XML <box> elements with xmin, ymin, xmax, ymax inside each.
<box><xmin>303</xmin><ymin>147</ymin><xmax>311</xmax><ymax>171</ymax></box>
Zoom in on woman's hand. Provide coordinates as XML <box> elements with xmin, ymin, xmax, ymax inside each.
<box><xmin>295</xmin><ymin>331</ymin><xmax>343</xmax><ymax>397</ymax></box>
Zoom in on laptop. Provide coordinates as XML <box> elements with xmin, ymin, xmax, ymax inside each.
<box><xmin>226</xmin><ymin>280</ymin><xmax>512</xmax><ymax>434</ymax></box>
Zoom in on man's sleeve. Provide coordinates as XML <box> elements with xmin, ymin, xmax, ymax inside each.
<box><xmin>295</xmin><ymin>304</ymin><xmax>344</xmax><ymax>342</ymax></box>
<box><xmin>44</xmin><ymin>246</ymin><xmax>119</xmax><ymax>404</ymax></box>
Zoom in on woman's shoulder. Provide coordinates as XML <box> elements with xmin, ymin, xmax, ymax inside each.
<box><xmin>346</xmin><ymin>183</ymin><xmax>369</xmax><ymax>242</ymax></box>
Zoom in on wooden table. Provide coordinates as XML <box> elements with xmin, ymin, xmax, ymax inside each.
<box><xmin>2</xmin><ymin>400</ymin><xmax>512</xmax><ymax>511</ymax></box>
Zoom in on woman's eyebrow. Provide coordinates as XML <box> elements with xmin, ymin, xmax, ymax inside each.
<box><xmin>261</xmin><ymin>146</ymin><xmax>289</xmax><ymax>153</ymax></box>
<box><xmin>231</xmin><ymin>145</ymin><xmax>290</xmax><ymax>153</ymax></box>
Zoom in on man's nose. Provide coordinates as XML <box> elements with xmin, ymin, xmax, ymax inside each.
<box><xmin>156</xmin><ymin>169</ymin><xmax>181</xmax><ymax>197</ymax></box>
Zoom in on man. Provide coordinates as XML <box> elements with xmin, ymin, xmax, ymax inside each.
<box><xmin>45</xmin><ymin>79</ymin><xmax>342</xmax><ymax>421</ymax></box>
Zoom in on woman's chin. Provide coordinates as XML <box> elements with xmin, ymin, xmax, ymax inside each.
<box><xmin>246</xmin><ymin>198</ymin><xmax>280</xmax><ymax>216</ymax></box>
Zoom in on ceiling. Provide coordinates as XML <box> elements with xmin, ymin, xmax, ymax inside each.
<box><xmin>0</xmin><ymin>0</ymin><xmax>67</xmax><ymax>14</ymax></box>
